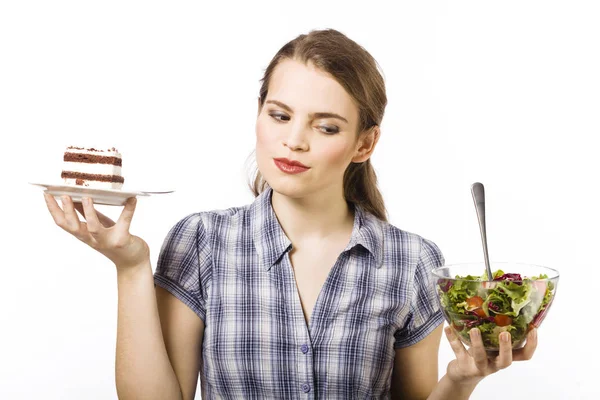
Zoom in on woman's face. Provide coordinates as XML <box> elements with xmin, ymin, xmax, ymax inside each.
<box><xmin>255</xmin><ymin>59</ymin><xmax>370</xmax><ymax>199</ymax></box>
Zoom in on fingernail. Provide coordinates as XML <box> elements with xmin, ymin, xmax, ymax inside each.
<box><xmin>62</xmin><ymin>195</ymin><xmax>69</xmax><ymax>202</ymax></box>
<box><xmin>82</xmin><ymin>197</ymin><xmax>89</xmax><ymax>205</ymax></box>
<box><xmin>502</xmin><ymin>332</ymin><xmax>510</xmax><ymax>343</ymax></box>
<box><xmin>470</xmin><ymin>328</ymin><xmax>480</xmax><ymax>338</ymax></box>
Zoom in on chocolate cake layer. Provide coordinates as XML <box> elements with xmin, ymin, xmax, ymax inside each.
<box><xmin>61</xmin><ymin>171</ymin><xmax>125</xmax><ymax>183</ymax></box>
<box><xmin>64</xmin><ymin>153</ymin><xmax>122</xmax><ymax>166</ymax></box>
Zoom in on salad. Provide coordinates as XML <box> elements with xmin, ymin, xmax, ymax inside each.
<box><xmin>437</xmin><ymin>269</ymin><xmax>555</xmax><ymax>349</ymax></box>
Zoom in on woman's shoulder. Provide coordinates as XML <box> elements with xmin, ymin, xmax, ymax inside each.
<box><xmin>167</xmin><ymin>201</ymin><xmax>255</xmax><ymax>237</ymax></box>
<box><xmin>366</xmin><ymin>214</ymin><xmax>443</xmax><ymax>263</ymax></box>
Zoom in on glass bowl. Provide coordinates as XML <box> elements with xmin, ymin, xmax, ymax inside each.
<box><xmin>432</xmin><ymin>262</ymin><xmax>559</xmax><ymax>351</ymax></box>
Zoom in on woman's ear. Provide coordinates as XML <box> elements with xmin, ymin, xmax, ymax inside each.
<box><xmin>352</xmin><ymin>126</ymin><xmax>380</xmax><ymax>163</ymax></box>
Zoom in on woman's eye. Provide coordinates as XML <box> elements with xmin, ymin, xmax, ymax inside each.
<box><xmin>269</xmin><ymin>113</ymin><xmax>290</xmax><ymax>122</ymax></box>
<box><xmin>320</xmin><ymin>125</ymin><xmax>339</xmax><ymax>135</ymax></box>
<box><xmin>268</xmin><ymin>112</ymin><xmax>339</xmax><ymax>134</ymax></box>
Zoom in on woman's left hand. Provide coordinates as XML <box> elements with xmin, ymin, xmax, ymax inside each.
<box><xmin>444</xmin><ymin>326</ymin><xmax>538</xmax><ymax>386</ymax></box>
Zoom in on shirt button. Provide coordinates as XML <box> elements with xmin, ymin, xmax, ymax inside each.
<box><xmin>301</xmin><ymin>383</ymin><xmax>311</xmax><ymax>393</ymax></box>
<box><xmin>300</xmin><ymin>344</ymin><xmax>309</xmax><ymax>354</ymax></box>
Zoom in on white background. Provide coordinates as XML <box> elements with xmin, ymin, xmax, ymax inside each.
<box><xmin>1</xmin><ymin>0</ymin><xmax>597</xmax><ymax>399</ymax></box>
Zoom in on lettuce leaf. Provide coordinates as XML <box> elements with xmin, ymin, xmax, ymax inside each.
<box><xmin>482</xmin><ymin>292</ymin><xmax>512</xmax><ymax>316</ymax></box>
<box><xmin>495</xmin><ymin>280</ymin><xmax>532</xmax><ymax>316</ymax></box>
<box><xmin>443</xmin><ymin>277</ymin><xmax>480</xmax><ymax>314</ymax></box>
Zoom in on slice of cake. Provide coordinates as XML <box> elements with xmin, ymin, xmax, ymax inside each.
<box><xmin>61</xmin><ymin>146</ymin><xmax>125</xmax><ymax>189</ymax></box>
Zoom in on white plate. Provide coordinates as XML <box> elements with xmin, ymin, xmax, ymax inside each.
<box><xmin>29</xmin><ymin>182</ymin><xmax>173</xmax><ymax>206</ymax></box>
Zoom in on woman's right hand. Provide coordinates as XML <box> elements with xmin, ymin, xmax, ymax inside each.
<box><xmin>44</xmin><ymin>193</ymin><xmax>150</xmax><ymax>270</ymax></box>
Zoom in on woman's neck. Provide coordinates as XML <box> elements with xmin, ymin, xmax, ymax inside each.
<box><xmin>270</xmin><ymin>187</ymin><xmax>355</xmax><ymax>248</ymax></box>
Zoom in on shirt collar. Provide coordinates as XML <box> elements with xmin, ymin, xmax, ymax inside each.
<box><xmin>251</xmin><ymin>187</ymin><xmax>384</xmax><ymax>271</ymax></box>
<box><xmin>344</xmin><ymin>202</ymin><xmax>384</xmax><ymax>268</ymax></box>
<box><xmin>251</xmin><ymin>188</ymin><xmax>292</xmax><ymax>271</ymax></box>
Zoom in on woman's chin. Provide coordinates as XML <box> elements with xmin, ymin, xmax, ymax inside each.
<box><xmin>265</xmin><ymin>176</ymin><xmax>311</xmax><ymax>199</ymax></box>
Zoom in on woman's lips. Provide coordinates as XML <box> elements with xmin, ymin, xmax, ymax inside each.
<box><xmin>273</xmin><ymin>158</ymin><xmax>310</xmax><ymax>174</ymax></box>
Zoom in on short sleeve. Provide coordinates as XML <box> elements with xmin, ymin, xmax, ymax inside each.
<box><xmin>394</xmin><ymin>237</ymin><xmax>445</xmax><ymax>348</ymax></box>
<box><xmin>153</xmin><ymin>213</ymin><xmax>212</xmax><ymax>323</ymax></box>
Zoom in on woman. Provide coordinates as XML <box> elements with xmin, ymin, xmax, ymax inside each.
<box><xmin>44</xmin><ymin>28</ymin><xmax>537</xmax><ymax>399</ymax></box>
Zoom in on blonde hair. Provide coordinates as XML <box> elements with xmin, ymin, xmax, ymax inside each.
<box><xmin>248</xmin><ymin>28</ymin><xmax>388</xmax><ymax>221</ymax></box>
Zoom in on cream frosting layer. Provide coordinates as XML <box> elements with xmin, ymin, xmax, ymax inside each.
<box><xmin>62</xmin><ymin>161</ymin><xmax>122</xmax><ymax>176</ymax></box>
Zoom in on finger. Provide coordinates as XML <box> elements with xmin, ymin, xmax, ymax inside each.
<box><xmin>61</xmin><ymin>196</ymin><xmax>81</xmax><ymax>230</ymax></box>
<box><xmin>74</xmin><ymin>201</ymin><xmax>116</xmax><ymax>228</ymax></box>
<box><xmin>445</xmin><ymin>326</ymin><xmax>469</xmax><ymax>362</ymax></box>
<box><xmin>81</xmin><ymin>197</ymin><xmax>104</xmax><ymax>236</ymax></box>
<box><xmin>513</xmin><ymin>328</ymin><xmax>538</xmax><ymax>361</ymax></box>
<box><xmin>44</xmin><ymin>192</ymin><xmax>67</xmax><ymax>227</ymax></box>
<box><xmin>468</xmin><ymin>328</ymin><xmax>489</xmax><ymax>372</ymax></box>
<box><xmin>495</xmin><ymin>332</ymin><xmax>513</xmax><ymax>369</ymax></box>
<box><xmin>45</xmin><ymin>194</ymin><xmax>92</xmax><ymax>243</ymax></box>
<box><xmin>116</xmin><ymin>197</ymin><xmax>137</xmax><ymax>230</ymax></box>
<box><xmin>59</xmin><ymin>196</ymin><xmax>92</xmax><ymax>241</ymax></box>
<box><xmin>69</xmin><ymin>218</ymin><xmax>95</xmax><ymax>245</ymax></box>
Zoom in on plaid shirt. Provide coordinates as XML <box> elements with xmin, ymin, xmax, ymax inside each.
<box><xmin>154</xmin><ymin>187</ymin><xmax>445</xmax><ymax>399</ymax></box>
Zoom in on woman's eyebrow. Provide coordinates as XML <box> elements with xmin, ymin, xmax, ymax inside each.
<box><xmin>266</xmin><ymin>99</ymin><xmax>349</xmax><ymax>123</ymax></box>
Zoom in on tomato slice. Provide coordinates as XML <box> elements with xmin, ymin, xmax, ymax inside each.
<box><xmin>494</xmin><ymin>315</ymin><xmax>513</xmax><ymax>327</ymax></box>
<box><xmin>472</xmin><ymin>308</ymin><xmax>487</xmax><ymax>318</ymax></box>
<box><xmin>466</xmin><ymin>296</ymin><xmax>484</xmax><ymax>309</ymax></box>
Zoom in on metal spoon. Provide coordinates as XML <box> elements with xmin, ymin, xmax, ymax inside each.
<box><xmin>471</xmin><ymin>182</ymin><xmax>494</xmax><ymax>281</ymax></box>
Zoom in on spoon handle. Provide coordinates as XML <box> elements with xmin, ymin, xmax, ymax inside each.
<box><xmin>471</xmin><ymin>182</ymin><xmax>494</xmax><ymax>281</ymax></box>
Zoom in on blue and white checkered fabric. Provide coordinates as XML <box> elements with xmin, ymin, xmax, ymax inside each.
<box><xmin>154</xmin><ymin>187</ymin><xmax>445</xmax><ymax>399</ymax></box>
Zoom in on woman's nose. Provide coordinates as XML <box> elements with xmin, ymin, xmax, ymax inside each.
<box><xmin>282</xmin><ymin>124</ymin><xmax>309</xmax><ymax>151</ymax></box>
